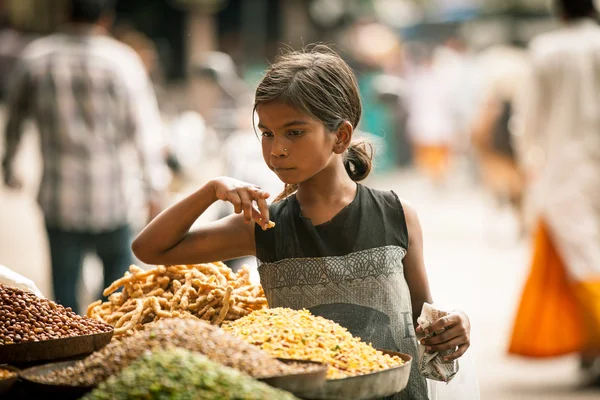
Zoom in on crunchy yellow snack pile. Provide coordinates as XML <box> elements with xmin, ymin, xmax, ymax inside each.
<box><xmin>222</xmin><ymin>308</ymin><xmax>404</xmax><ymax>379</ymax></box>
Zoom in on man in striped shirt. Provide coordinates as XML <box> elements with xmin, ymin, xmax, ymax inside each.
<box><xmin>1</xmin><ymin>0</ymin><xmax>168</xmax><ymax>313</ymax></box>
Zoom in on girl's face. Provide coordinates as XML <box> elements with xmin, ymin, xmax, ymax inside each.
<box><xmin>256</xmin><ymin>101</ymin><xmax>338</xmax><ymax>185</ymax></box>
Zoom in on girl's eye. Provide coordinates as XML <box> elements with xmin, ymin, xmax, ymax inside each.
<box><xmin>261</xmin><ymin>131</ymin><xmax>274</xmax><ymax>138</ymax></box>
<box><xmin>288</xmin><ymin>130</ymin><xmax>304</xmax><ymax>137</ymax></box>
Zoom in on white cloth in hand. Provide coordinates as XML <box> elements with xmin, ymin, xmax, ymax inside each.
<box><xmin>416</xmin><ymin>302</ymin><xmax>459</xmax><ymax>382</ymax></box>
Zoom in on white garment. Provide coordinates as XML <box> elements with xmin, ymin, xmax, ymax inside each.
<box><xmin>407</xmin><ymin>65</ymin><xmax>456</xmax><ymax>146</ymax></box>
<box><xmin>522</xmin><ymin>19</ymin><xmax>600</xmax><ymax>282</ymax></box>
<box><xmin>472</xmin><ymin>45</ymin><xmax>531</xmax><ymax>115</ymax></box>
<box><xmin>433</xmin><ymin>46</ymin><xmax>476</xmax><ymax>136</ymax></box>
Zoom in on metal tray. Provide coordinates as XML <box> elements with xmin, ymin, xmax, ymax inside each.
<box><xmin>295</xmin><ymin>350</ymin><xmax>412</xmax><ymax>400</ymax></box>
<box><xmin>19</xmin><ymin>360</ymin><xmax>95</xmax><ymax>400</ymax></box>
<box><xmin>260</xmin><ymin>358</ymin><xmax>328</xmax><ymax>394</ymax></box>
<box><xmin>0</xmin><ymin>329</ymin><xmax>113</xmax><ymax>364</ymax></box>
<box><xmin>0</xmin><ymin>365</ymin><xmax>20</xmax><ymax>396</ymax></box>
<box><xmin>19</xmin><ymin>357</ymin><xmax>328</xmax><ymax>399</ymax></box>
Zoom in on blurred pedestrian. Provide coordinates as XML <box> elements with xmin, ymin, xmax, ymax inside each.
<box><xmin>1</xmin><ymin>0</ymin><xmax>169</xmax><ymax>313</ymax></box>
<box><xmin>470</xmin><ymin>43</ymin><xmax>530</xmax><ymax>236</ymax></box>
<box><xmin>113</xmin><ymin>21</ymin><xmax>163</xmax><ymax>85</ymax></box>
<box><xmin>406</xmin><ymin>45</ymin><xmax>457</xmax><ymax>186</ymax></box>
<box><xmin>509</xmin><ymin>0</ymin><xmax>600</xmax><ymax>383</ymax></box>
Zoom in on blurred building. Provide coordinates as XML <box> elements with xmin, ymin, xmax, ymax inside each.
<box><xmin>0</xmin><ymin>0</ymin><xmax>562</xmax><ymax>90</ymax></box>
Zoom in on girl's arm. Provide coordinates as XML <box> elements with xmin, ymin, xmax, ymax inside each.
<box><xmin>401</xmin><ymin>200</ymin><xmax>434</xmax><ymax>325</ymax></box>
<box><xmin>402</xmin><ymin>199</ymin><xmax>471</xmax><ymax>361</ymax></box>
<box><xmin>132</xmin><ymin>177</ymin><xmax>271</xmax><ymax>266</ymax></box>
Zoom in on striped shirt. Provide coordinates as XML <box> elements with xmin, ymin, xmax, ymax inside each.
<box><xmin>3</xmin><ymin>27</ymin><xmax>168</xmax><ymax>232</ymax></box>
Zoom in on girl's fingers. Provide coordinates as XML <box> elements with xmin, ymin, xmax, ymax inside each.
<box><xmin>250</xmin><ymin>206</ymin><xmax>263</xmax><ymax>224</ymax></box>
<box><xmin>425</xmin><ymin>314</ymin><xmax>458</xmax><ymax>335</ymax></box>
<box><xmin>227</xmin><ymin>191</ymin><xmax>243</xmax><ymax>214</ymax></box>
<box><xmin>249</xmin><ymin>187</ymin><xmax>269</xmax><ymax>201</ymax></box>
<box><xmin>421</xmin><ymin>328</ymin><xmax>459</xmax><ymax>346</ymax></box>
<box><xmin>224</xmin><ymin>184</ymin><xmax>271</xmax><ymax>226</ymax></box>
<box><xmin>422</xmin><ymin>322</ymin><xmax>468</xmax><ymax>345</ymax></box>
<box><xmin>443</xmin><ymin>343</ymin><xmax>469</xmax><ymax>362</ymax></box>
<box><xmin>426</xmin><ymin>336</ymin><xmax>466</xmax><ymax>353</ymax></box>
<box><xmin>237</xmin><ymin>190</ymin><xmax>254</xmax><ymax>222</ymax></box>
<box><xmin>245</xmin><ymin>187</ymin><xmax>270</xmax><ymax>228</ymax></box>
<box><xmin>255</xmin><ymin>196</ymin><xmax>270</xmax><ymax>227</ymax></box>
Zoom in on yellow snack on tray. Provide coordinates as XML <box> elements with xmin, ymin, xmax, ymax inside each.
<box><xmin>222</xmin><ymin>308</ymin><xmax>404</xmax><ymax>379</ymax></box>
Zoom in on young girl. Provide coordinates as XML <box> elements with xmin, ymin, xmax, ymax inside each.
<box><xmin>133</xmin><ymin>46</ymin><xmax>471</xmax><ymax>400</ymax></box>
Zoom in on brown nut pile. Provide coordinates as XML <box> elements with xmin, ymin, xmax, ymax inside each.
<box><xmin>87</xmin><ymin>263</ymin><xmax>267</xmax><ymax>336</ymax></box>
<box><xmin>0</xmin><ymin>284</ymin><xmax>112</xmax><ymax>345</ymax></box>
<box><xmin>31</xmin><ymin>318</ymin><xmax>300</xmax><ymax>387</ymax></box>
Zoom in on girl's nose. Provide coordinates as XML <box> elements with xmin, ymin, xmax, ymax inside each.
<box><xmin>270</xmin><ymin>144</ymin><xmax>288</xmax><ymax>157</ymax></box>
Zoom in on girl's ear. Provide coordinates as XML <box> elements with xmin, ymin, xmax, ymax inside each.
<box><xmin>333</xmin><ymin>121</ymin><xmax>353</xmax><ymax>155</ymax></box>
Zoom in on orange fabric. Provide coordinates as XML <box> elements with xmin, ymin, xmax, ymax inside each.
<box><xmin>573</xmin><ymin>280</ymin><xmax>600</xmax><ymax>356</ymax></box>
<box><xmin>413</xmin><ymin>144</ymin><xmax>450</xmax><ymax>181</ymax></box>
<box><xmin>508</xmin><ymin>221</ymin><xmax>584</xmax><ymax>357</ymax></box>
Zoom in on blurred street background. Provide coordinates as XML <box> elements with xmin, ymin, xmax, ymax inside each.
<box><xmin>0</xmin><ymin>0</ymin><xmax>599</xmax><ymax>399</ymax></box>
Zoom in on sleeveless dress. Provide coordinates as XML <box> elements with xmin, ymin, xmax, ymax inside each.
<box><xmin>255</xmin><ymin>184</ymin><xmax>429</xmax><ymax>400</ymax></box>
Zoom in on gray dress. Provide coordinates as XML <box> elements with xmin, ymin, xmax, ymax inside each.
<box><xmin>255</xmin><ymin>184</ymin><xmax>429</xmax><ymax>400</ymax></box>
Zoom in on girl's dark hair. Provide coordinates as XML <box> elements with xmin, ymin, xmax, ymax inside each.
<box><xmin>69</xmin><ymin>0</ymin><xmax>115</xmax><ymax>23</ymax></box>
<box><xmin>555</xmin><ymin>0</ymin><xmax>597</xmax><ymax>20</ymax></box>
<box><xmin>254</xmin><ymin>45</ymin><xmax>373</xmax><ymax>202</ymax></box>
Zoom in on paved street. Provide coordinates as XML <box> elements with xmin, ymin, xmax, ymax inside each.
<box><xmin>0</xmin><ymin>121</ymin><xmax>598</xmax><ymax>399</ymax></box>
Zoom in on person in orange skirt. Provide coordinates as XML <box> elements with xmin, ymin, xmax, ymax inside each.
<box><xmin>509</xmin><ymin>0</ymin><xmax>600</xmax><ymax>383</ymax></box>
<box><xmin>406</xmin><ymin>46</ymin><xmax>457</xmax><ymax>186</ymax></box>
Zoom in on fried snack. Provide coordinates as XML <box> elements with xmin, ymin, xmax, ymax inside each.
<box><xmin>222</xmin><ymin>308</ymin><xmax>404</xmax><ymax>379</ymax></box>
<box><xmin>0</xmin><ymin>368</ymin><xmax>17</xmax><ymax>379</ymax></box>
<box><xmin>87</xmin><ymin>263</ymin><xmax>267</xmax><ymax>336</ymax></box>
<box><xmin>257</xmin><ymin>218</ymin><xmax>276</xmax><ymax>231</ymax></box>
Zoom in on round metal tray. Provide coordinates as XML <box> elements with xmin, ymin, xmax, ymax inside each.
<box><xmin>295</xmin><ymin>350</ymin><xmax>412</xmax><ymax>400</ymax></box>
<box><xmin>0</xmin><ymin>329</ymin><xmax>113</xmax><ymax>365</ymax></box>
<box><xmin>19</xmin><ymin>360</ymin><xmax>95</xmax><ymax>399</ymax></box>
<box><xmin>19</xmin><ymin>356</ymin><xmax>328</xmax><ymax>399</ymax></box>
<box><xmin>0</xmin><ymin>365</ymin><xmax>20</xmax><ymax>396</ymax></box>
<box><xmin>260</xmin><ymin>358</ymin><xmax>328</xmax><ymax>394</ymax></box>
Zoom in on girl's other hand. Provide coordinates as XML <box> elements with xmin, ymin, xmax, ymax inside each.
<box><xmin>211</xmin><ymin>177</ymin><xmax>271</xmax><ymax>229</ymax></box>
<box><xmin>416</xmin><ymin>311</ymin><xmax>471</xmax><ymax>362</ymax></box>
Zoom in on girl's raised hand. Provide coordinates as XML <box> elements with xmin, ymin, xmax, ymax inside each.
<box><xmin>416</xmin><ymin>311</ymin><xmax>471</xmax><ymax>362</ymax></box>
<box><xmin>212</xmin><ymin>177</ymin><xmax>271</xmax><ymax>229</ymax></box>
